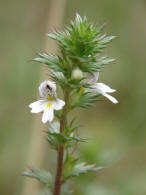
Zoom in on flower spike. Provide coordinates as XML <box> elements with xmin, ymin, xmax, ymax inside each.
<box><xmin>26</xmin><ymin>14</ymin><xmax>118</xmax><ymax>194</ymax></box>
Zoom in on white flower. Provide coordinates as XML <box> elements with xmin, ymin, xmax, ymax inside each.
<box><xmin>29</xmin><ymin>98</ymin><xmax>65</xmax><ymax>123</ymax></box>
<box><xmin>29</xmin><ymin>80</ymin><xmax>65</xmax><ymax>123</ymax></box>
<box><xmin>89</xmin><ymin>72</ymin><xmax>118</xmax><ymax>104</ymax></box>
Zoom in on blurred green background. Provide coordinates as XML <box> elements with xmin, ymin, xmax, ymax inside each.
<box><xmin>1</xmin><ymin>0</ymin><xmax>146</xmax><ymax>194</ymax></box>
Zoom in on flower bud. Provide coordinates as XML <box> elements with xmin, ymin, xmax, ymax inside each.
<box><xmin>71</xmin><ymin>67</ymin><xmax>83</xmax><ymax>80</ymax></box>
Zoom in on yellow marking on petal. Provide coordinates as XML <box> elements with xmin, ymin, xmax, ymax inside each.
<box><xmin>46</xmin><ymin>103</ymin><xmax>53</xmax><ymax>108</ymax></box>
<box><xmin>48</xmin><ymin>96</ymin><xmax>53</xmax><ymax>100</ymax></box>
<box><xmin>80</xmin><ymin>87</ymin><xmax>85</xmax><ymax>93</ymax></box>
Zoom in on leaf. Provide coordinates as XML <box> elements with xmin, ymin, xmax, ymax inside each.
<box><xmin>23</xmin><ymin>167</ymin><xmax>52</xmax><ymax>188</ymax></box>
<box><xmin>49</xmin><ymin>121</ymin><xmax>60</xmax><ymax>134</ymax></box>
<box><xmin>62</xmin><ymin>154</ymin><xmax>103</xmax><ymax>182</ymax></box>
<box><xmin>47</xmin><ymin>122</ymin><xmax>86</xmax><ymax>149</ymax></box>
<box><xmin>33</xmin><ymin>53</ymin><xmax>64</xmax><ymax>72</ymax></box>
<box><xmin>72</xmin><ymin>162</ymin><xmax>103</xmax><ymax>177</ymax></box>
<box><xmin>47</xmin><ymin>131</ymin><xmax>86</xmax><ymax>149</ymax></box>
<box><xmin>51</xmin><ymin>71</ymin><xmax>67</xmax><ymax>87</ymax></box>
<box><xmin>70</xmin><ymin>90</ymin><xmax>98</xmax><ymax>109</ymax></box>
<box><xmin>62</xmin><ymin>154</ymin><xmax>77</xmax><ymax>181</ymax></box>
<box><xmin>100</xmin><ymin>35</ymin><xmax>116</xmax><ymax>44</ymax></box>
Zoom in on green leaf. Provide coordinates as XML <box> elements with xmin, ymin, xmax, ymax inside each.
<box><xmin>33</xmin><ymin>53</ymin><xmax>64</xmax><ymax>72</ymax></box>
<box><xmin>72</xmin><ymin>162</ymin><xmax>103</xmax><ymax>177</ymax></box>
<box><xmin>81</xmin><ymin>57</ymin><xmax>115</xmax><ymax>73</ymax></box>
<box><xmin>47</xmin><ymin>131</ymin><xmax>86</xmax><ymax>149</ymax></box>
<box><xmin>100</xmin><ymin>35</ymin><xmax>116</xmax><ymax>44</ymax></box>
<box><xmin>62</xmin><ymin>154</ymin><xmax>103</xmax><ymax>182</ymax></box>
<box><xmin>23</xmin><ymin>167</ymin><xmax>52</xmax><ymax>188</ymax></box>
<box><xmin>62</xmin><ymin>154</ymin><xmax>77</xmax><ymax>181</ymax></box>
<box><xmin>51</xmin><ymin>71</ymin><xmax>67</xmax><ymax>88</ymax></box>
<box><xmin>70</xmin><ymin>90</ymin><xmax>98</xmax><ymax>109</ymax></box>
<box><xmin>47</xmin><ymin>121</ymin><xmax>86</xmax><ymax>149</ymax></box>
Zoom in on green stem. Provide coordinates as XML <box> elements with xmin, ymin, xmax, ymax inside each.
<box><xmin>53</xmin><ymin>90</ymin><xmax>69</xmax><ymax>195</ymax></box>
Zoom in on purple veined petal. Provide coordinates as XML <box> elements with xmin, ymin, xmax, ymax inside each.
<box><xmin>103</xmin><ymin>93</ymin><xmax>118</xmax><ymax>104</ymax></box>
<box><xmin>29</xmin><ymin>100</ymin><xmax>46</xmax><ymax>113</ymax></box>
<box><xmin>42</xmin><ymin>106</ymin><xmax>54</xmax><ymax>123</ymax></box>
<box><xmin>39</xmin><ymin>80</ymin><xmax>56</xmax><ymax>98</ymax></box>
<box><xmin>54</xmin><ymin>99</ymin><xmax>65</xmax><ymax>110</ymax></box>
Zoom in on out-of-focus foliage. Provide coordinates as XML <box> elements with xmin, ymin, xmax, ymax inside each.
<box><xmin>23</xmin><ymin>167</ymin><xmax>52</xmax><ymax>188</ymax></box>
<box><xmin>1</xmin><ymin>0</ymin><xmax>146</xmax><ymax>195</ymax></box>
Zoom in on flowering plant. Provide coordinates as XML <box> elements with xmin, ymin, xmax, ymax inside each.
<box><xmin>24</xmin><ymin>14</ymin><xmax>118</xmax><ymax>195</ymax></box>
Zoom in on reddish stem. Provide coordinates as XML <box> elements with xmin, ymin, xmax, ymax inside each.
<box><xmin>53</xmin><ymin>145</ymin><xmax>64</xmax><ymax>195</ymax></box>
<box><xmin>53</xmin><ymin>90</ymin><xmax>69</xmax><ymax>195</ymax></box>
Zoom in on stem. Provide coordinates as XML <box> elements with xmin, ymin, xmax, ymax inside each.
<box><xmin>53</xmin><ymin>90</ymin><xmax>69</xmax><ymax>195</ymax></box>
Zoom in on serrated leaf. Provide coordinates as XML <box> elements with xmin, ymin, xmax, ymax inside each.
<box><xmin>72</xmin><ymin>162</ymin><xmax>103</xmax><ymax>176</ymax></box>
<box><xmin>47</xmin><ymin>132</ymin><xmax>86</xmax><ymax>149</ymax></box>
<box><xmin>51</xmin><ymin>71</ymin><xmax>67</xmax><ymax>87</ymax></box>
<box><xmin>101</xmin><ymin>35</ymin><xmax>116</xmax><ymax>44</ymax></box>
<box><xmin>47</xmin><ymin>121</ymin><xmax>86</xmax><ymax>148</ymax></box>
<box><xmin>47</xmin><ymin>33</ymin><xmax>58</xmax><ymax>40</ymax></box>
<box><xmin>23</xmin><ymin>167</ymin><xmax>52</xmax><ymax>188</ymax></box>
<box><xmin>62</xmin><ymin>154</ymin><xmax>103</xmax><ymax>182</ymax></box>
<box><xmin>70</xmin><ymin>90</ymin><xmax>98</xmax><ymax>109</ymax></box>
<box><xmin>33</xmin><ymin>53</ymin><xmax>64</xmax><ymax>72</ymax></box>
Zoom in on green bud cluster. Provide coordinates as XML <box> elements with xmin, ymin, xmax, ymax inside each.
<box><xmin>33</xmin><ymin>14</ymin><xmax>115</xmax><ymax>110</ymax></box>
<box><xmin>34</xmin><ymin>13</ymin><xmax>114</xmax><ymax>87</ymax></box>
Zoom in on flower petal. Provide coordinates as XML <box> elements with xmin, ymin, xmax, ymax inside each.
<box><xmin>29</xmin><ymin>100</ymin><xmax>46</xmax><ymax>113</ymax></box>
<box><xmin>103</xmin><ymin>93</ymin><xmax>118</xmax><ymax>104</ymax></box>
<box><xmin>42</xmin><ymin>107</ymin><xmax>54</xmax><ymax>123</ymax></box>
<box><xmin>39</xmin><ymin>80</ymin><xmax>56</xmax><ymax>98</ymax></box>
<box><xmin>54</xmin><ymin>99</ymin><xmax>65</xmax><ymax>110</ymax></box>
<box><xmin>89</xmin><ymin>72</ymin><xmax>99</xmax><ymax>84</ymax></box>
<box><xmin>93</xmin><ymin>83</ymin><xmax>116</xmax><ymax>93</ymax></box>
